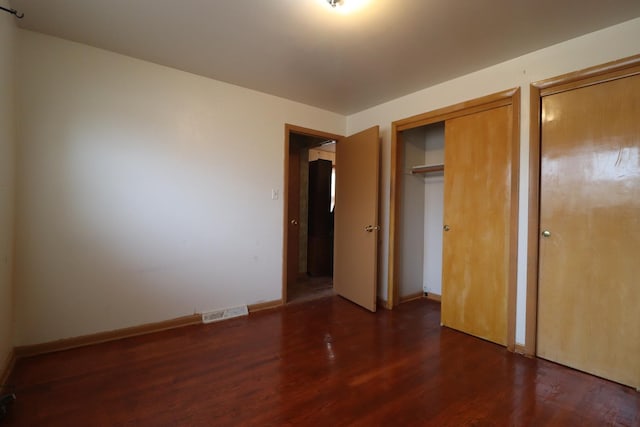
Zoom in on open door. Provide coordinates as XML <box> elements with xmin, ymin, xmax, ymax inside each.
<box><xmin>333</xmin><ymin>126</ymin><xmax>380</xmax><ymax>312</ymax></box>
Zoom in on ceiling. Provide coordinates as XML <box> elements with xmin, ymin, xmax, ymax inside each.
<box><xmin>9</xmin><ymin>0</ymin><xmax>640</xmax><ymax>114</ymax></box>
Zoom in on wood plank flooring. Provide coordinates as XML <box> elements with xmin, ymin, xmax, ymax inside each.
<box><xmin>3</xmin><ymin>297</ymin><xmax>639</xmax><ymax>426</ymax></box>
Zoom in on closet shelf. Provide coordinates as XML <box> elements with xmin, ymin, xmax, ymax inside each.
<box><xmin>411</xmin><ymin>164</ymin><xmax>444</xmax><ymax>174</ymax></box>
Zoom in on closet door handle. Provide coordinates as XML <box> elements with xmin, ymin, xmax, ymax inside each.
<box><xmin>443</xmin><ymin>225</ymin><xmax>450</xmax><ymax>232</ymax></box>
<box><xmin>365</xmin><ymin>225</ymin><xmax>380</xmax><ymax>232</ymax></box>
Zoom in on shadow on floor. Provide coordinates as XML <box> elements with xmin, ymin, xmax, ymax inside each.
<box><xmin>288</xmin><ymin>274</ymin><xmax>334</xmax><ymax>303</ymax></box>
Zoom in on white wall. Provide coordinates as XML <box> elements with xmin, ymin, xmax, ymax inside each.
<box><xmin>423</xmin><ymin>123</ymin><xmax>444</xmax><ymax>297</ymax></box>
<box><xmin>423</xmin><ymin>177</ymin><xmax>443</xmax><ymax>296</ymax></box>
<box><xmin>346</xmin><ymin>17</ymin><xmax>640</xmax><ymax>345</ymax></box>
<box><xmin>14</xmin><ymin>30</ymin><xmax>345</xmax><ymax>346</ymax></box>
<box><xmin>0</xmin><ymin>2</ymin><xmax>16</xmax><ymax>368</ymax></box>
<box><xmin>398</xmin><ymin>127</ymin><xmax>426</xmax><ymax>298</ymax></box>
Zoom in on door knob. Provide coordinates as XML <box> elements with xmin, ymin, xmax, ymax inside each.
<box><xmin>365</xmin><ymin>225</ymin><xmax>380</xmax><ymax>232</ymax></box>
<box><xmin>541</xmin><ymin>230</ymin><xmax>551</xmax><ymax>238</ymax></box>
<box><xmin>443</xmin><ymin>225</ymin><xmax>450</xmax><ymax>232</ymax></box>
<box><xmin>290</xmin><ymin>219</ymin><xmax>298</xmax><ymax>226</ymax></box>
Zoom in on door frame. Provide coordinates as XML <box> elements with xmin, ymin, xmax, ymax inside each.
<box><xmin>388</xmin><ymin>88</ymin><xmax>521</xmax><ymax>350</ymax></box>
<box><xmin>282</xmin><ymin>124</ymin><xmax>343</xmax><ymax>303</ymax></box>
<box><xmin>525</xmin><ymin>54</ymin><xmax>640</xmax><ymax>356</ymax></box>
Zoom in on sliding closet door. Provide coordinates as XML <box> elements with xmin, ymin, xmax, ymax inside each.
<box><xmin>441</xmin><ymin>105</ymin><xmax>513</xmax><ymax>346</ymax></box>
<box><xmin>537</xmin><ymin>74</ymin><xmax>640</xmax><ymax>389</ymax></box>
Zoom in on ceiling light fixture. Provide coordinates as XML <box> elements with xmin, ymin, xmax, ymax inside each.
<box><xmin>321</xmin><ymin>0</ymin><xmax>369</xmax><ymax>14</ymax></box>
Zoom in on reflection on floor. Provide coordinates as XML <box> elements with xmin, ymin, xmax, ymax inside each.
<box><xmin>288</xmin><ymin>274</ymin><xmax>334</xmax><ymax>303</ymax></box>
<box><xmin>7</xmin><ymin>298</ymin><xmax>639</xmax><ymax>425</ymax></box>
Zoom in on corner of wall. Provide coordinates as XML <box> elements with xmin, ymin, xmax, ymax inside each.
<box><xmin>0</xmin><ymin>0</ymin><xmax>18</xmax><ymax>383</ymax></box>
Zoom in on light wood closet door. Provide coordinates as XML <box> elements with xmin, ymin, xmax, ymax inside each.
<box><xmin>537</xmin><ymin>74</ymin><xmax>640</xmax><ymax>389</ymax></box>
<box><xmin>441</xmin><ymin>105</ymin><xmax>513</xmax><ymax>345</ymax></box>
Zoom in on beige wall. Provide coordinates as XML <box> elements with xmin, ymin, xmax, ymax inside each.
<box><xmin>13</xmin><ymin>30</ymin><xmax>345</xmax><ymax>346</ymax></box>
<box><xmin>0</xmin><ymin>2</ymin><xmax>16</xmax><ymax>367</ymax></box>
<box><xmin>346</xmin><ymin>17</ymin><xmax>640</xmax><ymax>345</ymax></box>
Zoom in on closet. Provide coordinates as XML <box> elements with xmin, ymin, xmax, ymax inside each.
<box><xmin>389</xmin><ymin>89</ymin><xmax>520</xmax><ymax>349</ymax></box>
<box><xmin>398</xmin><ymin>123</ymin><xmax>444</xmax><ymax>302</ymax></box>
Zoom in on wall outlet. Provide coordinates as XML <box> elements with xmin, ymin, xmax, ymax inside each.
<box><xmin>201</xmin><ymin>305</ymin><xmax>249</xmax><ymax>324</ymax></box>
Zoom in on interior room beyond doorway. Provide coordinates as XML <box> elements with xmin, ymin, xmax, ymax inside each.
<box><xmin>287</xmin><ymin>132</ymin><xmax>337</xmax><ymax>303</ymax></box>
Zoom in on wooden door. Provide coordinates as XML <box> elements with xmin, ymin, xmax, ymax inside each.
<box><xmin>537</xmin><ymin>74</ymin><xmax>640</xmax><ymax>389</ymax></box>
<box><xmin>286</xmin><ymin>141</ymin><xmax>300</xmax><ymax>288</ymax></box>
<box><xmin>441</xmin><ymin>105</ymin><xmax>513</xmax><ymax>345</ymax></box>
<box><xmin>333</xmin><ymin>126</ymin><xmax>380</xmax><ymax>312</ymax></box>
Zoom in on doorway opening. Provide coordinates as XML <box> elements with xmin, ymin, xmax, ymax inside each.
<box><xmin>395</xmin><ymin>122</ymin><xmax>445</xmax><ymax>305</ymax></box>
<box><xmin>284</xmin><ymin>125</ymin><xmax>341</xmax><ymax>304</ymax></box>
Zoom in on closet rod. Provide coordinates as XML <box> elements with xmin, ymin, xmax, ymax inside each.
<box><xmin>0</xmin><ymin>6</ymin><xmax>24</xmax><ymax>19</ymax></box>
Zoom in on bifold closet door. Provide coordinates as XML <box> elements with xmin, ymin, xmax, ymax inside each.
<box><xmin>441</xmin><ymin>105</ymin><xmax>513</xmax><ymax>346</ymax></box>
<box><xmin>537</xmin><ymin>74</ymin><xmax>640</xmax><ymax>389</ymax></box>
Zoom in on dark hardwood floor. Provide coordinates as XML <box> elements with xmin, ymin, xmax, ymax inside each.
<box><xmin>3</xmin><ymin>297</ymin><xmax>639</xmax><ymax>426</ymax></box>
